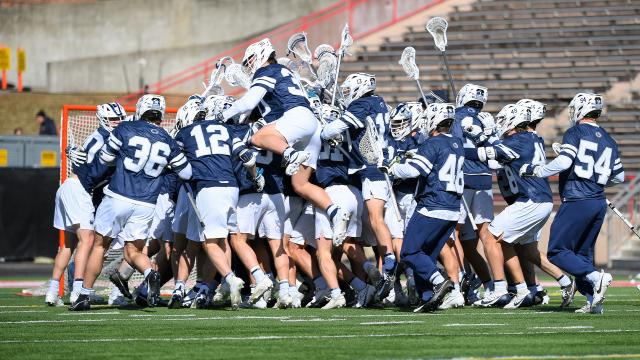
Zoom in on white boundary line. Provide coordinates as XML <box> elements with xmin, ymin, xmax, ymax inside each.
<box><xmin>360</xmin><ymin>320</ymin><xmax>424</xmax><ymax>325</ymax></box>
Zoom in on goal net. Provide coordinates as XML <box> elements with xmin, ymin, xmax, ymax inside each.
<box><xmin>34</xmin><ymin>105</ymin><xmax>198</xmax><ymax>298</ymax></box>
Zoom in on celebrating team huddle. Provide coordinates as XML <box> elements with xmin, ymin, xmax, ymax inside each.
<box><xmin>47</xmin><ymin>32</ymin><xmax>624</xmax><ymax>315</ymax></box>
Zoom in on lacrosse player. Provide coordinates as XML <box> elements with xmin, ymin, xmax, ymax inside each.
<box><xmin>47</xmin><ymin>103</ymin><xmax>127</xmax><ymax>306</ymax></box>
<box><xmin>70</xmin><ymin>95</ymin><xmax>192</xmax><ymax>311</ymax></box>
<box><xmin>521</xmin><ymin>93</ymin><xmax>624</xmax><ymax>314</ymax></box>
<box><xmin>221</xmin><ymin>38</ymin><xmax>350</xmax><ymax>243</ymax></box>
<box><xmin>321</xmin><ymin>72</ymin><xmax>399</xmax><ymax>303</ymax></box>
<box><xmin>384</xmin><ymin>103</ymin><xmax>463</xmax><ymax>312</ymax></box>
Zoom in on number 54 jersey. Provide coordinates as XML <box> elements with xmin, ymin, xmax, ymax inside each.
<box><xmin>104</xmin><ymin>121</ymin><xmax>188</xmax><ymax>206</ymax></box>
<box><xmin>557</xmin><ymin>123</ymin><xmax>622</xmax><ymax>201</ymax></box>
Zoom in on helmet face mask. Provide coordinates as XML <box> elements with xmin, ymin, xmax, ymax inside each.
<box><xmin>568</xmin><ymin>93</ymin><xmax>603</xmax><ymax>126</ymax></box>
<box><xmin>390</xmin><ymin>103</ymin><xmax>412</xmax><ymax>140</ymax></box>
<box><xmin>97</xmin><ymin>103</ymin><xmax>126</xmax><ymax>131</ymax></box>
<box><xmin>340</xmin><ymin>73</ymin><xmax>376</xmax><ymax>107</ymax></box>
<box><xmin>136</xmin><ymin>94</ymin><xmax>166</xmax><ymax>124</ymax></box>
<box><xmin>456</xmin><ymin>83</ymin><xmax>488</xmax><ymax>109</ymax></box>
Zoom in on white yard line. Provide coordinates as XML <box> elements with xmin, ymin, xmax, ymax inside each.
<box><xmin>456</xmin><ymin>354</ymin><xmax>640</xmax><ymax>360</ymax></box>
<box><xmin>1</xmin><ymin>329</ymin><xmax>639</xmax><ymax>344</ymax></box>
<box><xmin>0</xmin><ymin>310</ymin><xmax>47</xmax><ymax>314</ymax></box>
<box><xmin>58</xmin><ymin>311</ymin><xmax>121</xmax><ymax>316</ymax></box>
<box><xmin>281</xmin><ymin>318</ymin><xmax>346</xmax><ymax>322</ymax></box>
<box><xmin>529</xmin><ymin>326</ymin><xmax>593</xmax><ymax>330</ymax></box>
<box><xmin>444</xmin><ymin>323</ymin><xmax>505</xmax><ymax>327</ymax></box>
<box><xmin>360</xmin><ymin>320</ymin><xmax>424</xmax><ymax>325</ymax></box>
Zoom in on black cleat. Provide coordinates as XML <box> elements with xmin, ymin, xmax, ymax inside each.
<box><xmin>109</xmin><ymin>272</ymin><xmax>132</xmax><ymax>299</ymax></box>
<box><xmin>374</xmin><ymin>271</ymin><xmax>395</xmax><ymax>303</ymax></box>
<box><xmin>69</xmin><ymin>294</ymin><xmax>91</xmax><ymax>311</ymax></box>
<box><xmin>145</xmin><ymin>270</ymin><xmax>162</xmax><ymax>307</ymax></box>
<box><xmin>413</xmin><ymin>280</ymin><xmax>453</xmax><ymax>313</ymax></box>
<box><xmin>168</xmin><ymin>290</ymin><xmax>184</xmax><ymax>309</ymax></box>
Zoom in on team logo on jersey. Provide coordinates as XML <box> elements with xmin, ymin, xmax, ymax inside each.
<box><xmin>595</xmin><ymin>131</ymin><xmax>602</xmax><ymax>138</ymax></box>
<box><xmin>151</xmin><ymin>129</ymin><xmax>159</xmax><ymax>134</ymax></box>
<box><xmin>452</xmin><ymin>142</ymin><xmax>459</xmax><ymax>149</ymax></box>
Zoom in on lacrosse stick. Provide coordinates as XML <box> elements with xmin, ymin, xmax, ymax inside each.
<box><xmin>331</xmin><ymin>22</ymin><xmax>353</xmax><ymax>106</ymax></box>
<box><xmin>224</xmin><ymin>63</ymin><xmax>251</xmax><ymax>89</ymax></box>
<box><xmin>201</xmin><ymin>56</ymin><xmax>234</xmax><ymax>98</ymax></box>
<box><xmin>315</xmin><ymin>44</ymin><xmax>338</xmax><ymax>90</ymax></box>
<box><xmin>550</xmin><ymin>143</ymin><xmax>639</xmax><ymax>239</ymax></box>
<box><xmin>287</xmin><ymin>32</ymin><xmax>317</xmax><ymax>80</ymax></box>
<box><xmin>184</xmin><ymin>183</ymin><xmax>205</xmax><ymax>228</ymax></box>
<box><xmin>426</xmin><ymin>17</ymin><xmax>457</xmax><ymax>96</ymax></box>
<box><xmin>360</xmin><ymin>117</ymin><xmax>402</xmax><ymax>221</ymax></box>
<box><xmin>399</xmin><ymin>46</ymin><xmax>445</xmax><ymax>104</ymax></box>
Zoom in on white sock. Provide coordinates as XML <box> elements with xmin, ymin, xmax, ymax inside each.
<box><xmin>330</xmin><ymin>288</ymin><xmax>341</xmax><ymax>300</ymax></box>
<box><xmin>515</xmin><ymin>282</ymin><xmax>528</xmax><ymax>295</ymax></box>
<box><xmin>119</xmin><ymin>263</ymin><xmax>135</xmax><ymax>281</ymax></box>
<box><xmin>429</xmin><ymin>272</ymin><xmax>445</xmax><ymax>286</ymax></box>
<box><xmin>453</xmin><ymin>282</ymin><xmax>460</xmax><ymax>292</ymax></box>
<box><xmin>349</xmin><ymin>277</ymin><xmax>366</xmax><ymax>292</ymax></box>
<box><xmin>585</xmin><ymin>271</ymin><xmax>601</xmax><ymax>286</ymax></box>
<box><xmin>278</xmin><ymin>280</ymin><xmax>289</xmax><ymax>297</ymax></box>
<box><xmin>175</xmin><ymin>280</ymin><xmax>185</xmax><ymax>292</ymax></box>
<box><xmin>48</xmin><ymin>279</ymin><xmax>59</xmax><ymax>294</ymax></box>
<box><xmin>313</xmin><ymin>276</ymin><xmax>328</xmax><ymax>290</ymax></box>
<box><xmin>494</xmin><ymin>280</ymin><xmax>507</xmax><ymax>293</ymax></box>
<box><xmin>80</xmin><ymin>286</ymin><xmax>93</xmax><ymax>295</ymax></box>
<box><xmin>251</xmin><ymin>266</ymin><xmax>266</xmax><ymax>283</ymax></box>
<box><xmin>458</xmin><ymin>271</ymin><xmax>465</xmax><ymax>281</ymax></box>
<box><xmin>536</xmin><ymin>284</ymin><xmax>543</xmax><ymax>292</ymax></box>
<box><xmin>72</xmin><ymin>280</ymin><xmax>83</xmax><ymax>294</ymax></box>
<box><xmin>224</xmin><ymin>272</ymin><xmax>235</xmax><ymax>284</ymax></box>
<box><xmin>289</xmin><ymin>285</ymin><xmax>298</xmax><ymax>297</ymax></box>
<box><xmin>557</xmin><ymin>275</ymin><xmax>571</xmax><ymax>288</ymax></box>
<box><xmin>143</xmin><ymin>268</ymin><xmax>152</xmax><ymax>278</ymax></box>
<box><xmin>110</xmin><ymin>285</ymin><xmax>122</xmax><ymax>298</ymax></box>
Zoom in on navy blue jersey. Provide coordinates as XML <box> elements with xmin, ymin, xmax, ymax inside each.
<box><xmin>316</xmin><ymin>140</ymin><xmax>351</xmax><ymax>188</ymax></box>
<box><xmin>175</xmin><ymin>120</ymin><xmax>238</xmax><ymax>192</ymax></box>
<box><xmin>392</xmin><ymin>133</ymin><xmax>423</xmax><ymax>194</ymax></box>
<box><xmin>74</xmin><ymin>127</ymin><xmax>113</xmax><ymax>193</ymax></box>
<box><xmin>251</xmin><ymin>63</ymin><xmax>310</xmax><ymax>123</ymax></box>
<box><xmin>228</xmin><ymin>124</ymin><xmax>256</xmax><ymax>194</ymax></box>
<box><xmin>499</xmin><ymin>131</ymin><xmax>552</xmax><ymax>203</ymax></box>
<box><xmin>407</xmin><ymin>134</ymin><xmax>465</xmax><ymax>212</ymax></box>
<box><xmin>160</xmin><ymin>171</ymin><xmax>179</xmax><ymax>197</ymax></box>
<box><xmin>557</xmin><ymin>123</ymin><xmax>623</xmax><ymax>201</ymax></box>
<box><xmin>256</xmin><ymin>149</ymin><xmax>285</xmax><ymax>195</ymax></box>
<box><xmin>339</xmin><ymin>95</ymin><xmax>390</xmax><ymax>181</ymax></box>
<box><xmin>452</xmin><ymin>106</ymin><xmax>492</xmax><ymax>190</ymax></box>
<box><xmin>103</xmin><ymin>121</ymin><xmax>188</xmax><ymax>205</ymax></box>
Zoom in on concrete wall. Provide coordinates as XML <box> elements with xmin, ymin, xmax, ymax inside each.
<box><xmin>0</xmin><ymin>0</ymin><xmax>337</xmax><ymax>92</ymax></box>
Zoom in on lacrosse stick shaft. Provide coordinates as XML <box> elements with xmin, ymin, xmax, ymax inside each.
<box><xmin>384</xmin><ymin>173</ymin><xmax>402</xmax><ymax>222</ymax></box>
<box><xmin>462</xmin><ymin>195</ymin><xmax>478</xmax><ymax>231</ymax></box>
<box><xmin>440</xmin><ymin>51</ymin><xmax>457</xmax><ymax>96</ymax></box>
<box><xmin>607</xmin><ymin>199</ymin><xmax>640</xmax><ymax>240</ymax></box>
<box><xmin>416</xmin><ymin>80</ymin><xmax>445</xmax><ymax>104</ymax></box>
<box><xmin>184</xmin><ymin>183</ymin><xmax>205</xmax><ymax>228</ymax></box>
<box><xmin>331</xmin><ymin>52</ymin><xmax>343</xmax><ymax>106</ymax></box>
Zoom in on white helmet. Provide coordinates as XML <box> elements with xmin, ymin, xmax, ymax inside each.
<box><xmin>242</xmin><ymin>38</ymin><xmax>275</xmax><ymax>75</ymax></box>
<box><xmin>516</xmin><ymin>98</ymin><xmax>546</xmax><ymax>122</ymax></box>
<box><xmin>568</xmin><ymin>92</ymin><xmax>603</xmax><ymax>126</ymax></box>
<box><xmin>321</xmin><ymin>104</ymin><xmax>341</xmax><ymax>123</ymax></box>
<box><xmin>389</xmin><ymin>102</ymin><xmax>423</xmax><ymax>140</ymax></box>
<box><xmin>135</xmin><ymin>94</ymin><xmax>165</xmax><ymax>122</ymax></box>
<box><xmin>340</xmin><ymin>73</ymin><xmax>376</xmax><ymax>107</ymax></box>
<box><xmin>175</xmin><ymin>98</ymin><xmax>205</xmax><ymax>130</ymax></box>
<box><xmin>424</xmin><ymin>103</ymin><xmax>456</xmax><ymax>134</ymax></box>
<box><xmin>496</xmin><ymin>104</ymin><xmax>531</xmax><ymax>136</ymax></box>
<box><xmin>204</xmin><ymin>95</ymin><xmax>236</xmax><ymax>123</ymax></box>
<box><xmin>96</xmin><ymin>102</ymin><xmax>126</xmax><ymax>131</ymax></box>
<box><xmin>456</xmin><ymin>83</ymin><xmax>488</xmax><ymax>109</ymax></box>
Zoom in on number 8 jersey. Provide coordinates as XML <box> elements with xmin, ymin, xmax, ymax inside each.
<box><xmin>557</xmin><ymin>122</ymin><xmax>623</xmax><ymax>201</ymax></box>
<box><xmin>102</xmin><ymin>121</ymin><xmax>189</xmax><ymax>206</ymax></box>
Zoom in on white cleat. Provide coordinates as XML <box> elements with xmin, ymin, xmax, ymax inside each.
<box><xmin>212</xmin><ymin>283</ymin><xmax>230</xmax><ymax>306</ymax></box>
<box><xmin>227</xmin><ymin>275</ymin><xmax>245</xmax><ymax>310</ymax></box>
<box><xmin>438</xmin><ymin>290</ymin><xmax>465</xmax><ymax>310</ymax></box>
<box><xmin>575</xmin><ymin>301</ymin><xmax>604</xmax><ymax>314</ymax></box>
<box><xmin>69</xmin><ymin>290</ymin><xmax>80</xmax><ymax>305</ymax></box>
<box><xmin>45</xmin><ymin>292</ymin><xmax>64</xmax><ymax>307</ymax></box>
<box><xmin>575</xmin><ymin>301</ymin><xmax>592</xmax><ymax>313</ymax></box>
<box><xmin>290</xmin><ymin>290</ymin><xmax>302</xmax><ymax>308</ymax></box>
<box><xmin>285</xmin><ymin>151</ymin><xmax>310</xmax><ymax>176</ymax></box>
<box><xmin>590</xmin><ymin>303</ymin><xmax>604</xmax><ymax>314</ymax></box>
<box><xmin>355</xmin><ymin>284</ymin><xmax>375</xmax><ymax>308</ymax></box>
<box><xmin>560</xmin><ymin>278</ymin><xmax>577</xmax><ymax>308</ymax></box>
<box><xmin>478</xmin><ymin>289</ymin><xmax>507</xmax><ymax>307</ymax></box>
<box><xmin>592</xmin><ymin>270</ymin><xmax>613</xmax><ymax>309</ymax></box>
<box><xmin>305</xmin><ymin>288</ymin><xmax>330</xmax><ymax>308</ymax></box>
<box><xmin>321</xmin><ymin>294</ymin><xmax>346</xmax><ymax>310</ymax></box>
<box><xmin>108</xmin><ymin>295</ymin><xmax>129</xmax><ymax>306</ymax></box>
<box><xmin>250</xmin><ymin>277</ymin><xmax>274</xmax><ymax>304</ymax></box>
<box><xmin>504</xmin><ymin>290</ymin><xmax>531</xmax><ymax>309</ymax></box>
<box><xmin>330</xmin><ymin>207</ymin><xmax>351</xmax><ymax>246</ymax></box>
<box><xmin>275</xmin><ymin>294</ymin><xmax>293</xmax><ymax>309</ymax></box>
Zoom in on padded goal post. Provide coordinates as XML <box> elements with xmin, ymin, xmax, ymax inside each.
<box><xmin>57</xmin><ymin>104</ymin><xmax>180</xmax><ymax>297</ymax></box>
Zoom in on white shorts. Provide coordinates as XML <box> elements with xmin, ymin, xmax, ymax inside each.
<box><xmin>385</xmin><ymin>191</ymin><xmax>417</xmax><ymax>239</ymax></box>
<box><xmin>149</xmin><ymin>193</ymin><xmax>175</xmax><ymax>242</ymax></box>
<box><xmin>94</xmin><ymin>195</ymin><xmax>155</xmax><ymax>242</ymax></box>
<box><xmin>237</xmin><ymin>192</ymin><xmax>286</xmax><ymax>240</ymax></box>
<box><xmin>489</xmin><ymin>201</ymin><xmax>553</xmax><ymax>245</ymax></box>
<box><xmin>315</xmin><ymin>185</ymin><xmax>363</xmax><ymax>241</ymax></box>
<box><xmin>171</xmin><ymin>186</ymin><xmax>189</xmax><ymax>235</ymax></box>
<box><xmin>285</xmin><ymin>196</ymin><xmax>316</xmax><ymax>248</ymax></box>
<box><xmin>274</xmin><ymin>106</ymin><xmax>321</xmax><ymax>169</ymax></box>
<box><xmin>459</xmin><ymin>188</ymin><xmax>494</xmax><ymax>241</ymax></box>
<box><xmin>53</xmin><ymin>177</ymin><xmax>95</xmax><ymax>232</ymax></box>
<box><xmin>362</xmin><ymin>179</ymin><xmax>389</xmax><ymax>202</ymax></box>
<box><xmin>187</xmin><ymin>187</ymin><xmax>238</xmax><ymax>242</ymax></box>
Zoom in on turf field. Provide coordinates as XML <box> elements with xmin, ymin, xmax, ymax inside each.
<box><xmin>0</xmin><ymin>286</ymin><xmax>639</xmax><ymax>360</ymax></box>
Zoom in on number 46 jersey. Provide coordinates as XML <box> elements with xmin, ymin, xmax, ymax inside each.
<box><xmin>557</xmin><ymin>123</ymin><xmax>623</xmax><ymax>201</ymax></box>
<box><xmin>102</xmin><ymin>121</ymin><xmax>189</xmax><ymax>206</ymax></box>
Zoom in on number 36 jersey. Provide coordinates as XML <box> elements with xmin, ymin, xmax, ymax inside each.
<box><xmin>103</xmin><ymin>121</ymin><xmax>188</xmax><ymax>206</ymax></box>
<box><xmin>409</xmin><ymin>134</ymin><xmax>465</xmax><ymax>213</ymax></box>
<box><xmin>557</xmin><ymin>123</ymin><xmax>623</xmax><ymax>201</ymax></box>
<box><xmin>497</xmin><ymin>131</ymin><xmax>552</xmax><ymax>204</ymax></box>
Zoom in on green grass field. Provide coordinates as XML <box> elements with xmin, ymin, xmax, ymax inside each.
<box><xmin>0</xmin><ymin>286</ymin><xmax>639</xmax><ymax>360</ymax></box>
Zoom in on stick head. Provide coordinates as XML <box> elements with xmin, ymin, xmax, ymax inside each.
<box><xmin>339</xmin><ymin>22</ymin><xmax>353</xmax><ymax>55</ymax></box>
<box><xmin>399</xmin><ymin>46</ymin><xmax>419</xmax><ymax>80</ymax></box>
<box><xmin>224</xmin><ymin>63</ymin><xmax>251</xmax><ymax>89</ymax></box>
<box><xmin>359</xmin><ymin>117</ymin><xmax>382</xmax><ymax>165</ymax></box>
<box><xmin>426</xmin><ymin>17</ymin><xmax>448</xmax><ymax>52</ymax></box>
<box><xmin>315</xmin><ymin>44</ymin><xmax>337</xmax><ymax>89</ymax></box>
<box><xmin>287</xmin><ymin>32</ymin><xmax>313</xmax><ymax>64</ymax></box>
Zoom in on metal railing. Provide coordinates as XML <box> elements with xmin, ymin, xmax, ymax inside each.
<box><xmin>607</xmin><ymin>173</ymin><xmax>640</xmax><ymax>265</ymax></box>
<box><xmin>117</xmin><ymin>0</ymin><xmax>444</xmax><ymax>104</ymax></box>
